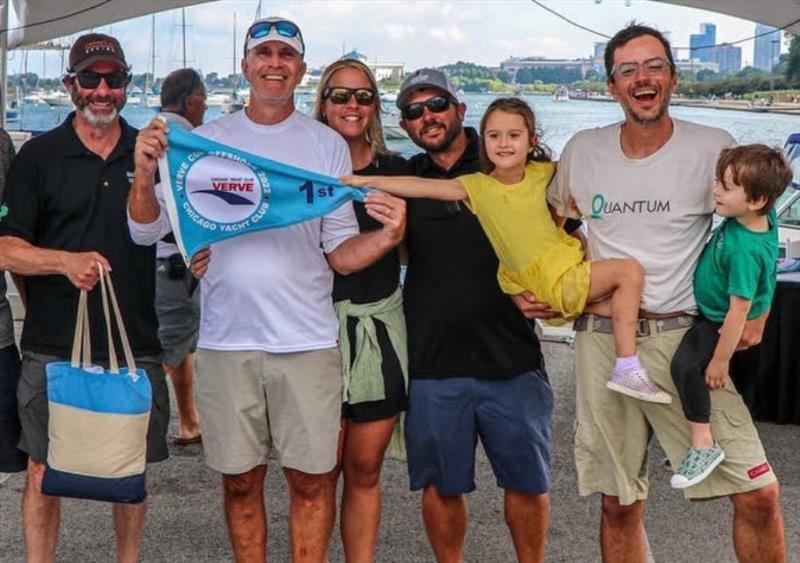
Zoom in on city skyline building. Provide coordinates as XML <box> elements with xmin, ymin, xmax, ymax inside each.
<box><xmin>689</xmin><ymin>23</ymin><xmax>716</xmax><ymax>62</ymax></box>
<box><xmin>754</xmin><ymin>23</ymin><xmax>781</xmax><ymax>71</ymax></box>
<box><xmin>708</xmin><ymin>44</ymin><xmax>741</xmax><ymax>73</ymax></box>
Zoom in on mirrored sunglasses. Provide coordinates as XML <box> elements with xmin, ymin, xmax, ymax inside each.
<box><xmin>323</xmin><ymin>87</ymin><xmax>376</xmax><ymax>106</ymax></box>
<box><xmin>248</xmin><ymin>20</ymin><xmax>301</xmax><ymax>41</ymax></box>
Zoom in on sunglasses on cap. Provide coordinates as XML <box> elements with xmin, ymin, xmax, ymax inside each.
<box><xmin>68</xmin><ymin>70</ymin><xmax>131</xmax><ymax>90</ymax></box>
<box><xmin>323</xmin><ymin>87</ymin><xmax>376</xmax><ymax>106</ymax></box>
<box><xmin>248</xmin><ymin>20</ymin><xmax>302</xmax><ymax>41</ymax></box>
<box><xmin>400</xmin><ymin>95</ymin><xmax>455</xmax><ymax>121</ymax></box>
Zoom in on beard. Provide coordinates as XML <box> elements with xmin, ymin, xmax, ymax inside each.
<box><xmin>620</xmin><ymin>88</ymin><xmax>671</xmax><ymax>127</ymax></box>
<box><xmin>71</xmin><ymin>91</ymin><xmax>125</xmax><ymax>128</ymax></box>
<box><xmin>409</xmin><ymin>119</ymin><xmax>463</xmax><ymax>154</ymax></box>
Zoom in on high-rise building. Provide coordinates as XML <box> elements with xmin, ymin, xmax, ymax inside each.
<box><xmin>709</xmin><ymin>44</ymin><xmax>742</xmax><ymax>73</ymax></box>
<box><xmin>690</xmin><ymin>23</ymin><xmax>716</xmax><ymax>62</ymax></box>
<box><xmin>754</xmin><ymin>24</ymin><xmax>781</xmax><ymax>71</ymax></box>
<box><xmin>593</xmin><ymin>42</ymin><xmax>607</xmax><ymax>61</ymax></box>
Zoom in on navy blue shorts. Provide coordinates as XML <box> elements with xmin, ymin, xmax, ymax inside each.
<box><xmin>0</xmin><ymin>343</ymin><xmax>27</xmax><ymax>472</ymax></box>
<box><xmin>405</xmin><ymin>369</ymin><xmax>553</xmax><ymax>495</ymax></box>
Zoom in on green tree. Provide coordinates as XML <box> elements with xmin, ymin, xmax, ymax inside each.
<box><xmin>785</xmin><ymin>34</ymin><xmax>800</xmax><ymax>82</ymax></box>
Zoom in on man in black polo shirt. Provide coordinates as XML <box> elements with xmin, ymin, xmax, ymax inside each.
<box><xmin>397</xmin><ymin>68</ymin><xmax>563</xmax><ymax>562</ymax></box>
<box><xmin>0</xmin><ymin>34</ymin><xmax>168</xmax><ymax>563</ymax></box>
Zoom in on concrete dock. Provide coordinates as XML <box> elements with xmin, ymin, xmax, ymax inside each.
<box><xmin>1</xmin><ymin>339</ymin><xmax>798</xmax><ymax>562</ymax></box>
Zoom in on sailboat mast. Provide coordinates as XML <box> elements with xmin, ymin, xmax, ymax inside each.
<box><xmin>145</xmin><ymin>14</ymin><xmax>155</xmax><ymax>106</ymax></box>
<box><xmin>182</xmin><ymin>8</ymin><xmax>187</xmax><ymax>68</ymax></box>
<box><xmin>232</xmin><ymin>14</ymin><xmax>237</xmax><ymax>99</ymax></box>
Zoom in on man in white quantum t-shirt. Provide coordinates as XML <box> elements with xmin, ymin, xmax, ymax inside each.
<box><xmin>128</xmin><ymin>17</ymin><xmax>406</xmax><ymax>563</ymax></box>
<box><xmin>518</xmin><ymin>24</ymin><xmax>786</xmax><ymax>563</ymax></box>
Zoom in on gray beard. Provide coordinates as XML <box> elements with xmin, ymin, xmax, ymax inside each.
<box><xmin>80</xmin><ymin>105</ymin><xmax>119</xmax><ymax>128</ymax></box>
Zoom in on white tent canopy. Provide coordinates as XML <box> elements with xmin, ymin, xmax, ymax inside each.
<box><xmin>7</xmin><ymin>0</ymin><xmax>216</xmax><ymax>48</ymax></box>
<box><xmin>655</xmin><ymin>0</ymin><xmax>800</xmax><ymax>35</ymax></box>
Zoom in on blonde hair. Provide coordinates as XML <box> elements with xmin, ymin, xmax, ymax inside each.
<box><xmin>312</xmin><ymin>59</ymin><xmax>388</xmax><ymax>155</ymax></box>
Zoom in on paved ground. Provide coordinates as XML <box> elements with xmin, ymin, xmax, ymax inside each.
<box><xmin>1</xmin><ymin>341</ymin><xmax>798</xmax><ymax>562</ymax></box>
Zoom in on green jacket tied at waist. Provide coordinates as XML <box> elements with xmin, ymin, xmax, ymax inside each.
<box><xmin>334</xmin><ymin>287</ymin><xmax>408</xmax><ymax>405</ymax></box>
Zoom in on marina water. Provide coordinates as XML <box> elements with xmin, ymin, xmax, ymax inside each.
<box><xmin>8</xmin><ymin>93</ymin><xmax>798</xmax><ymax>158</ymax></box>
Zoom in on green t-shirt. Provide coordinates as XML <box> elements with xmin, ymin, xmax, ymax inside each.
<box><xmin>693</xmin><ymin>209</ymin><xmax>778</xmax><ymax>323</ymax></box>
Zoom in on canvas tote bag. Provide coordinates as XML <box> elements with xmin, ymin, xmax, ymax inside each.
<box><xmin>41</xmin><ymin>265</ymin><xmax>152</xmax><ymax>503</ymax></box>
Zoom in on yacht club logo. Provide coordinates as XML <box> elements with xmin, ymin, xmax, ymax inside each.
<box><xmin>177</xmin><ymin>151</ymin><xmax>271</xmax><ymax>233</ymax></box>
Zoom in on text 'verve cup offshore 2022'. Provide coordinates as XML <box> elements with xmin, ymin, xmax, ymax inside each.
<box><xmin>158</xmin><ymin>125</ymin><xmax>369</xmax><ymax>263</ymax></box>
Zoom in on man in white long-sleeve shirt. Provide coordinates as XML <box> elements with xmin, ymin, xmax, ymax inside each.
<box><xmin>127</xmin><ymin>17</ymin><xmax>406</xmax><ymax>563</ymax></box>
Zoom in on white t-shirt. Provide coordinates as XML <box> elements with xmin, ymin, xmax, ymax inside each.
<box><xmin>548</xmin><ymin>118</ymin><xmax>735</xmax><ymax>314</ymax></box>
<box><xmin>129</xmin><ymin>109</ymin><xmax>357</xmax><ymax>352</ymax></box>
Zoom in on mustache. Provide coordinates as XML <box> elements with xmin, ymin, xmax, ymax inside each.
<box><xmin>420</xmin><ymin>122</ymin><xmax>444</xmax><ymax>136</ymax></box>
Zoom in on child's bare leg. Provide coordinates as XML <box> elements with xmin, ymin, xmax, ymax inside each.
<box><xmin>583</xmin><ymin>298</ymin><xmax>611</xmax><ymax>317</ymax></box>
<box><xmin>689</xmin><ymin>422</ymin><xmax>715</xmax><ymax>450</ymax></box>
<box><xmin>585</xmin><ymin>259</ymin><xmax>644</xmax><ymax>358</ymax></box>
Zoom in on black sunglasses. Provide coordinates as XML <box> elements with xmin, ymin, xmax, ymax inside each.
<box><xmin>323</xmin><ymin>87</ymin><xmax>376</xmax><ymax>106</ymax></box>
<box><xmin>400</xmin><ymin>95</ymin><xmax>455</xmax><ymax>121</ymax></box>
<box><xmin>70</xmin><ymin>70</ymin><xmax>130</xmax><ymax>90</ymax></box>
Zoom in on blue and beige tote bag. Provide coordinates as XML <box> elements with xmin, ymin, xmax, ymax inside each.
<box><xmin>42</xmin><ymin>266</ymin><xmax>152</xmax><ymax>503</ymax></box>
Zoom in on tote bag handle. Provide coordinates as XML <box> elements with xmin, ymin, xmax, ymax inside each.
<box><xmin>68</xmin><ymin>263</ymin><xmax>137</xmax><ymax>374</ymax></box>
<box><xmin>69</xmin><ymin>290</ymin><xmax>92</xmax><ymax>369</ymax></box>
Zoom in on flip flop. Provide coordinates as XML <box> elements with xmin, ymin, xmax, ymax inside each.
<box><xmin>172</xmin><ymin>434</ymin><xmax>202</xmax><ymax>446</ymax></box>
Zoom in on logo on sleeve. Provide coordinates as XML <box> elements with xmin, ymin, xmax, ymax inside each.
<box><xmin>747</xmin><ymin>462</ymin><xmax>771</xmax><ymax>480</ymax></box>
<box><xmin>0</xmin><ymin>203</ymin><xmax>8</xmax><ymax>221</ymax></box>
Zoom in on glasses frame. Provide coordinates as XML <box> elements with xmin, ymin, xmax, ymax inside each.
<box><xmin>323</xmin><ymin>87</ymin><xmax>377</xmax><ymax>106</ymax></box>
<box><xmin>611</xmin><ymin>57</ymin><xmax>673</xmax><ymax>79</ymax></box>
<box><xmin>68</xmin><ymin>70</ymin><xmax>131</xmax><ymax>90</ymax></box>
<box><xmin>400</xmin><ymin>95</ymin><xmax>456</xmax><ymax>121</ymax></box>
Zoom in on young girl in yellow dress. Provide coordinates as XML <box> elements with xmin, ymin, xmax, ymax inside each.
<box><xmin>345</xmin><ymin>97</ymin><xmax>670</xmax><ymax>404</ymax></box>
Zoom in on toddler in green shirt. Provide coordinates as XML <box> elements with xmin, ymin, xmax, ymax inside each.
<box><xmin>670</xmin><ymin>144</ymin><xmax>793</xmax><ymax>489</ymax></box>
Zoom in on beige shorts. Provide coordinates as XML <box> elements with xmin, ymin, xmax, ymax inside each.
<box><xmin>194</xmin><ymin>347</ymin><xmax>342</xmax><ymax>475</ymax></box>
<box><xmin>574</xmin><ymin>318</ymin><xmax>776</xmax><ymax>506</ymax></box>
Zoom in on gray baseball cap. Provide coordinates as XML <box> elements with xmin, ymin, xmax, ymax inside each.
<box><xmin>396</xmin><ymin>68</ymin><xmax>458</xmax><ymax>109</ymax></box>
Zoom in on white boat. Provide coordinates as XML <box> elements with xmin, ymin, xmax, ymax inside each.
<box><xmin>380</xmin><ymin>90</ymin><xmax>398</xmax><ymax>104</ymax></box>
<box><xmin>206</xmin><ymin>92</ymin><xmax>233</xmax><ymax>107</ymax></box>
<box><xmin>40</xmin><ymin>90</ymin><xmax>73</xmax><ymax>107</ymax></box>
<box><xmin>552</xmin><ymin>86</ymin><xmax>569</xmax><ymax>102</ymax></box>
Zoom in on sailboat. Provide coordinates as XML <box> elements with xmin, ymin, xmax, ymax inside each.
<box><xmin>222</xmin><ymin>13</ymin><xmax>244</xmax><ymax>114</ymax></box>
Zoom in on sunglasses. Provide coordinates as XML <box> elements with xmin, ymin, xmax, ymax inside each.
<box><xmin>611</xmin><ymin>57</ymin><xmax>672</xmax><ymax>79</ymax></box>
<box><xmin>70</xmin><ymin>70</ymin><xmax>130</xmax><ymax>90</ymax></box>
<box><xmin>248</xmin><ymin>20</ymin><xmax>302</xmax><ymax>41</ymax></box>
<box><xmin>400</xmin><ymin>95</ymin><xmax>455</xmax><ymax>121</ymax></box>
<box><xmin>323</xmin><ymin>87</ymin><xmax>376</xmax><ymax>106</ymax></box>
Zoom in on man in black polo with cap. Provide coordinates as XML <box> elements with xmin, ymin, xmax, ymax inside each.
<box><xmin>397</xmin><ymin>68</ymin><xmax>577</xmax><ymax>562</ymax></box>
<box><xmin>0</xmin><ymin>33</ymin><xmax>168</xmax><ymax>563</ymax></box>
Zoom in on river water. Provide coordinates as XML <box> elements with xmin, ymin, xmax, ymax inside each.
<box><xmin>8</xmin><ymin>92</ymin><xmax>798</xmax><ymax>158</ymax></box>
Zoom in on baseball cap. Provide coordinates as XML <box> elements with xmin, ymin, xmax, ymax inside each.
<box><xmin>396</xmin><ymin>68</ymin><xmax>458</xmax><ymax>109</ymax></box>
<box><xmin>68</xmin><ymin>33</ymin><xmax>129</xmax><ymax>73</ymax></box>
<box><xmin>244</xmin><ymin>17</ymin><xmax>305</xmax><ymax>57</ymax></box>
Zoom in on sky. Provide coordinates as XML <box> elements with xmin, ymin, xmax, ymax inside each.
<box><xmin>7</xmin><ymin>0</ymin><xmax>791</xmax><ymax>79</ymax></box>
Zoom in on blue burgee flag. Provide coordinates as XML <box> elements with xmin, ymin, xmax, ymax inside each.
<box><xmin>158</xmin><ymin>126</ymin><xmax>368</xmax><ymax>263</ymax></box>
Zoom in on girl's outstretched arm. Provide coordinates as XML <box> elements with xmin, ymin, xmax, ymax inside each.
<box><xmin>342</xmin><ymin>174</ymin><xmax>467</xmax><ymax>201</ymax></box>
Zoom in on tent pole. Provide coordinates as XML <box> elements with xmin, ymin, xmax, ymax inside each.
<box><xmin>1</xmin><ymin>0</ymin><xmax>8</xmax><ymax>129</ymax></box>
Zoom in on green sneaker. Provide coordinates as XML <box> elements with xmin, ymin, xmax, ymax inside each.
<box><xmin>670</xmin><ymin>443</ymin><xmax>725</xmax><ymax>489</ymax></box>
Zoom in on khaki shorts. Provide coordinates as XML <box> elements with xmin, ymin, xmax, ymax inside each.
<box><xmin>574</xmin><ymin>318</ymin><xmax>776</xmax><ymax>506</ymax></box>
<box><xmin>194</xmin><ymin>347</ymin><xmax>342</xmax><ymax>475</ymax></box>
